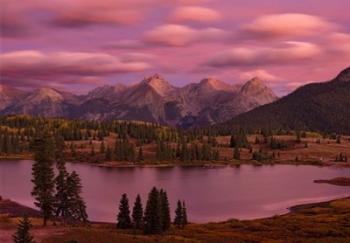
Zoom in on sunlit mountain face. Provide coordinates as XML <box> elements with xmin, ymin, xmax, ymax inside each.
<box><xmin>1</xmin><ymin>0</ymin><xmax>349</xmax><ymax>97</ymax></box>
<box><xmin>0</xmin><ymin>75</ymin><xmax>277</xmax><ymax>127</ymax></box>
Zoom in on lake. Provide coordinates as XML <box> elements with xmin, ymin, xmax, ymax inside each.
<box><xmin>1</xmin><ymin>160</ymin><xmax>350</xmax><ymax>223</ymax></box>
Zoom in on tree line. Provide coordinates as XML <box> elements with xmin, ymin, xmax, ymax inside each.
<box><xmin>116</xmin><ymin>187</ymin><xmax>188</xmax><ymax>234</ymax></box>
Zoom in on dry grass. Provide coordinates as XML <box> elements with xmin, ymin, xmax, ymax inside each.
<box><xmin>2</xmin><ymin>197</ymin><xmax>350</xmax><ymax>243</ymax></box>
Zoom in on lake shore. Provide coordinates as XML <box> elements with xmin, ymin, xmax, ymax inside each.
<box><xmin>1</xmin><ymin>196</ymin><xmax>350</xmax><ymax>242</ymax></box>
<box><xmin>314</xmin><ymin>177</ymin><xmax>350</xmax><ymax>186</ymax></box>
<box><xmin>2</xmin><ymin>154</ymin><xmax>350</xmax><ymax>168</ymax></box>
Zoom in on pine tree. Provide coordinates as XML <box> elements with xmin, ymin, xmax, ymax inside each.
<box><xmin>229</xmin><ymin>134</ymin><xmax>236</xmax><ymax>148</ymax></box>
<box><xmin>90</xmin><ymin>145</ymin><xmax>95</xmax><ymax>156</ymax></box>
<box><xmin>255</xmin><ymin>136</ymin><xmax>260</xmax><ymax>144</ymax></box>
<box><xmin>66</xmin><ymin>171</ymin><xmax>88</xmax><ymax>223</ymax></box>
<box><xmin>54</xmin><ymin>161</ymin><xmax>69</xmax><ymax>222</ymax></box>
<box><xmin>54</xmin><ymin>135</ymin><xmax>65</xmax><ymax>163</ymax></box>
<box><xmin>233</xmin><ymin>146</ymin><xmax>240</xmax><ymax>160</ymax></box>
<box><xmin>100</xmin><ymin>141</ymin><xmax>105</xmax><ymax>154</ymax></box>
<box><xmin>105</xmin><ymin>146</ymin><xmax>112</xmax><ymax>161</ymax></box>
<box><xmin>143</xmin><ymin>187</ymin><xmax>162</xmax><ymax>234</ymax></box>
<box><xmin>117</xmin><ymin>193</ymin><xmax>132</xmax><ymax>229</ymax></box>
<box><xmin>296</xmin><ymin>132</ymin><xmax>301</xmax><ymax>143</ymax></box>
<box><xmin>336</xmin><ymin>135</ymin><xmax>341</xmax><ymax>144</ymax></box>
<box><xmin>70</xmin><ymin>143</ymin><xmax>76</xmax><ymax>158</ymax></box>
<box><xmin>31</xmin><ymin>132</ymin><xmax>55</xmax><ymax>226</ymax></box>
<box><xmin>137</xmin><ymin>147</ymin><xmax>144</xmax><ymax>162</ymax></box>
<box><xmin>182</xmin><ymin>201</ymin><xmax>188</xmax><ymax>226</ymax></box>
<box><xmin>12</xmin><ymin>216</ymin><xmax>35</xmax><ymax>243</ymax></box>
<box><xmin>159</xmin><ymin>189</ymin><xmax>171</xmax><ymax>231</ymax></box>
<box><xmin>132</xmin><ymin>194</ymin><xmax>143</xmax><ymax>230</ymax></box>
<box><xmin>174</xmin><ymin>200</ymin><xmax>183</xmax><ymax>228</ymax></box>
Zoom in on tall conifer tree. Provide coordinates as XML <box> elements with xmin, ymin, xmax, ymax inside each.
<box><xmin>159</xmin><ymin>189</ymin><xmax>171</xmax><ymax>231</ymax></box>
<box><xmin>132</xmin><ymin>194</ymin><xmax>143</xmax><ymax>229</ymax></box>
<box><xmin>31</xmin><ymin>132</ymin><xmax>55</xmax><ymax>226</ymax></box>
<box><xmin>174</xmin><ymin>200</ymin><xmax>183</xmax><ymax>228</ymax></box>
<box><xmin>143</xmin><ymin>187</ymin><xmax>162</xmax><ymax>234</ymax></box>
<box><xmin>117</xmin><ymin>193</ymin><xmax>132</xmax><ymax>229</ymax></box>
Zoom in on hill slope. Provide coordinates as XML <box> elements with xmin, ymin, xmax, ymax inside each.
<box><xmin>220</xmin><ymin>67</ymin><xmax>350</xmax><ymax>134</ymax></box>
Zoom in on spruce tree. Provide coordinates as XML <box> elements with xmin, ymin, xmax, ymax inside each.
<box><xmin>54</xmin><ymin>135</ymin><xmax>65</xmax><ymax>163</ymax></box>
<box><xmin>182</xmin><ymin>201</ymin><xmax>188</xmax><ymax>226</ymax></box>
<box><xmin>12</xmin><ymin>216</ymin><xmax>35</xmax><ymax>243</ymax></box>
<box><xmin>174</xmin><ymin>200</ymin><xmax>183</xmax><ymax>228</ymax></box>
<box><xmin>132</xmin><ymin>194</ymin><xmax>143</xmax><ymax>230</ymax></box>
<box><xmin>159</xmin><ymin>189</ymin><xmax>171</xmax><ymax>231</ymax></box>
<box><xmin>105</xmin><ymin>146</ymin><xmax>112</xmax><ymax>161</ymax></box>
<box><xmin>31</xmin><ymin>132</ymin><xmax>55</xmax><ymax>226</ymax></box>
<box><xmin>54</xmin><ymin>161</ymin><xmax>69</xmax><ymax>222</ymax></box>
<box><xmin>66</xmin><ymin>171</ymin><xmax>88</xmax><ymax>223</ymax></box>
<box><xmin>233</xmin><ymin>146</ymin><xmax>240</xmax><ymax>160</ymax></box>
<box><xmin>90</xmin><ymin>145</ymin><xmax>95</xmax><ymax>156</ymax></box>
<box><xmin>296</xmin><ymin>132</ymin><xmax>301</xmax><ymax>143</ymax></box>
<box><xmin>143</xmin><ymin>187</ymin><xmax>162</xmax><ymax>234</ymax></box>
<box><xmin>100</xmin><ymin>141</ymin><xmax>105</xmax><ymax>154</ymax></box>
<box><xmin>229</xmin><ymin>134</ymin><xmax>236</xmax><ymax>148</ymax></box>
<box><xmin>117</xmin><ymin>193</ymin><xmax>132</xmax><ymax>229</ymax></box>
<box><xmin>137</xmin><ymin>147</ymin><xmax>144</xmax><ymax>162</ymax></box>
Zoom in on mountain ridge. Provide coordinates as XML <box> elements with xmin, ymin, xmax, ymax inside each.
<box><xmin>217</xmin><ymin>66</ymin><xmax>350</xmax><ymax>134</ymax></box>
<box><xmin>1</xmin><ymin>75</ymin><xmax>278</xmax><ymax>127</ymax></box>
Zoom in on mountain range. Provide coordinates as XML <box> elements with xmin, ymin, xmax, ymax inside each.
<box><xmin>0</xmin><ymin>75</ymin><xmax>277</xmax><ymax>127</ymax></box>
<box><xmin>217</xmin><ymin>67</ymin><xmax>350</xmax><ymax>134</ymax></box>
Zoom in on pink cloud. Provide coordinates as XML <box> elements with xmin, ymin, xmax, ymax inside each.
<box><xmin>0</xmin><ymin>0</ymin><xmax>167</xmax><ymax>30</ymax></box>
<box><xmin>45</xmin><ymin>0</ymin><xmax>158</xmax><ymax>27</ymax></box>
<box><xmin>0</xmin><ymin>50</ymin><xmax>152</xmax><ymax>86</ymax></box>
<box><xmin>144</xmin><ymin>24</ymin><xmax>229</xmax><ymax>46</ymax></box>
<box><xmin>0</xmin><ymin>0</ymin><xmax>214</xmax><ymax>30</ymax></box>
<box><xmin>170</xmin><ymin>6</ymin><xmax>221</xmax><ymax>23</ymax></box>
<box><xmin>243</xmin><ymin>13</ymin><xmax>335</xmax><ymax>38</ymax></box>
<box><xmin>0</xmin><ymin>0</ymin><xmax>34</xmax><ymax>37</ymax></box>
<box><xmin>102</xmin><ymin>40</ymin><xmax>146</xmax><ymax>50</ymax></box>
<box><xmin>326</xmin><ymin>32</ymin><xmax>350</xmax><ymax>56</ymax></box>
<box><xmin>119</xmin><ymin>52</ymin><xmax>155</xmax><ymax>62</ymax></box>
<box><xmin>239</xmin><ymin>69</ymin><xmax>280</xmax><ymax>82</ymax></box>
<box><xmin>207</xmin><ymin>41</ymin><xmax>322</xmax><ymax>67</ymax></box>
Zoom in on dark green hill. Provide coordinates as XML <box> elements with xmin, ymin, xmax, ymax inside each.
<box><xmin>218</xmin><ymin>67</ymin><xmax>350</xmax><ymax>134</ymax></box>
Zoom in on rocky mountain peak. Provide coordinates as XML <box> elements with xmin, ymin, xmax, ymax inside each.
<box><xmin>142</xmin><ymin>74</ymin><xmax>174</xmax><ymax>96</ymax></box>
<box><xmin>0</xmin><ymin>73</ymin><xmax>280</xmax><ymax>127</ymax></box>
<box><xmin>0</xmin><ymin>85</ymin><xmax>27</xmax><ymax>110</ymax></box>
<box><xmin>199</xmin><ymin>78</ymin><xmax>232</xmax><ymax>91</ymax></box>
<box><xmin>239</xmin><ymin>77</ymin><xmax>278</xmax><ymax>102</ymax></box>
<box><xmin>335</xmin><ymin>66</ymin><xmax>350</xmax><ymax>82</ymax></box>
<box><xmin>27</xmin><ymin>87</ymin><xmax>64</xmax><ymax>103</ymax></box>
<box><xmin>86</xmin><ymin>83</ymin><xmax>127</xmax><ymax>101</ymax></box>
<box><xmin>247</xmin><ymin>77</ymin><xmax>265</xmax><ymax>86</ymax></box>
<box><xmin>240</xmin><ymin>77</ymin><xmax>267</xmax><ymax>93</ymax></box>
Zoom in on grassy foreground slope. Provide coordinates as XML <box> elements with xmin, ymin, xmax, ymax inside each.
<box><xmin>1</xmin><ymin>197</ymin><xmax>350</xmax><ymax>242</ymax></box>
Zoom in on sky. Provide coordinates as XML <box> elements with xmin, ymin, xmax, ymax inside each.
<box><xmin>1</xmin><ymin>0</ymin><xmax>350</xmax><ymax>95</ymax></box>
